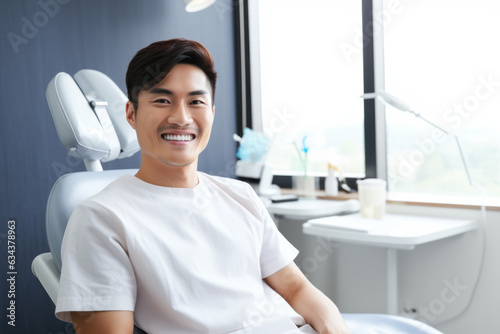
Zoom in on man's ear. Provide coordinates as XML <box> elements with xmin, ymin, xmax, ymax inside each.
<box><xmin>212</xmin><ymin>105</ymin><xmax>215</xmax><ymax>117</ymax></box>
<box><xmin>126</xmin><ymin>101</ymin><xmax>136</xmax><ymax>129</ymax></box>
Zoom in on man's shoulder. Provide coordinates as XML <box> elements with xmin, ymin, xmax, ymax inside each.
<box><xmin>77</xmin><ymin>174</ymin><xmax>134</xmax><ymax>209</ymax></box>
<box><xmin>199</xmin><ymin>172</ymin><xmax>253</xmax><ymax>192</ymax></box>
<box><xmin>199</xmin><ymin>172</ymin><xmax>264</xmax><ymax>209</ymax></box>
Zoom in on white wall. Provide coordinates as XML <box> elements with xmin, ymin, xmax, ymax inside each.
<box><xmin>275</xmin><ymin>203</ymin><xmax>498</xmax><ymax>333</ymax></box>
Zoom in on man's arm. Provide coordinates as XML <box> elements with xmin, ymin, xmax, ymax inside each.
<box><xmin>71</xmin><ymin>311</ymin><xmax>134</xmax><ymax>334</ymax></box>
<box><xmin>264</xmin><ymin>262</ymin><xmax>350</xmax><ymax>334</ymax></box>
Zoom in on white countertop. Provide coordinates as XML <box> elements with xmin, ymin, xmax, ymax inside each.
<box><xmin>303</xmin><ymin>213</ymin><xmax>477</xmax><ymax>250</ymax></box>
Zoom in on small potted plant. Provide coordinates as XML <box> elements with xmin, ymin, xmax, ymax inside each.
<box><xmin>294</xmin><ymin>136</ymin><xmax>316</xmax><ymax>198</ymax></box>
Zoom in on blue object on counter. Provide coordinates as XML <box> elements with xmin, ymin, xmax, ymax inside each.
<box><xmin>236</xmin><ymin>127</ymin><xmax>270</xmax><ymax>162</ymax></box>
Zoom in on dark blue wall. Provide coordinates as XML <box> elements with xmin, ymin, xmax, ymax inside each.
<box><xmin>0</xmin><ymin>0</ymin><xmax>237</xmax><ymax>332</ymax></box>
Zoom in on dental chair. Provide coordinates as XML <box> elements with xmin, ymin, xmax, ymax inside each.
<box><xmin>31</xmin><ymin>69</ymin><xmax>146</xmax><ymax>333</ymax></box>
<box><xmin>32</xmin><ymin>69</ymin><xmax>443</xmax><ymax>334</ymax></box>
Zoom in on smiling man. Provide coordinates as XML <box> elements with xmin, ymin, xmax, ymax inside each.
<box><xmin>55</xmin><ymin>39</ymin><xmax>350</xmax><ymax>334</ymax></box>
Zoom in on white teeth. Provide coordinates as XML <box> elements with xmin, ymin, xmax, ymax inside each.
<box><xmin>162</xmin><ymin>134</ymin><xmax>194</xmax><ymax>141</ymax></box>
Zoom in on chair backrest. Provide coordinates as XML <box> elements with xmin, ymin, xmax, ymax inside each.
<box><xmin>46</xmin><ymin>169</ymin><xmax>137</xmax><ymax>269</ymax></box>
<box><xmin>46</xmin><ymin>69</ymin><xmax>140</xmax><ymax>170</ymax></box>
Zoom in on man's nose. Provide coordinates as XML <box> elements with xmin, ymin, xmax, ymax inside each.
<box><xmin>168</xmin><ymin>103</ymin><xmax>193</xmax><ymax>126</ymax></box>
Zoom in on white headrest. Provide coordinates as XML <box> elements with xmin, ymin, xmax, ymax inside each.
<box><xmin>46</xmin><ymin>70</ymin><xmax>140</xmax><ymax>163</ymax></box>
<box><xmin>74</xmin><ymin>69</ymin><xmax>139</xmax><ymax>159</ymax></box>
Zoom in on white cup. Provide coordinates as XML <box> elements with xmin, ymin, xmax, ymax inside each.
<box><xmin>357</xmin><ymin>178</ymin><xmax>387</xmax><ymax>219</ymax></box>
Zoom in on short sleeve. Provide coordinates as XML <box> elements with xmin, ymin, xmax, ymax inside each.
<box><xmin>244</xmin><ymin>187</ymin><xmax>299</xmax><ymax>278</ymax></box>
<box><xmin>55</xmin><ymin>201</ymin><xmax>137</xmax><ymax>322</ymax></box>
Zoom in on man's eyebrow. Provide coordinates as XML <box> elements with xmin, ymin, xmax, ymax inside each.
<box><xmin>188</xmin><ymin>89</ymin><xmax>209</xmax><ymax>96</ymax></box>
<box><xmin>148</xmin><ymin>88</ymin><xmax>173</xmax><ymax>95</ymax></box>
<box><xmin>147</xmin><ymin>88</ymin><xmax>209</xmax><ymax>96</ymax></box>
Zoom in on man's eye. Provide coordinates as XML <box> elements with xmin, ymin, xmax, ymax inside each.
<box><xmin>154</xmin><ymin>99</ymin><xmax>170</xmax><ymax>104</ymax></box>
<box><xmin>190</xmin><ymin>100</ymin><xmax>204</xmax><ymax>105</ymax></box>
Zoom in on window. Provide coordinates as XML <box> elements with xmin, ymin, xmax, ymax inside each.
<box><xmin>383</xmin><ymin>0</ymin><xmax>500</xmax><ymax>202</ymax></box>
<box><xmin>247</xmin><ymin>0</ymin><xmax>365</xmax><ymax>178</ymax></box>
<box><xmin>241</xmin><ymin>0</ymin><xmax>500</xmax><ymax>204</ymax></box>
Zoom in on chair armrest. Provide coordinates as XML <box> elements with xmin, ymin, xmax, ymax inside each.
<box><xmin>32</xmin><ymin>252</ymin><xmax>61</xmax><ymax>304</ymax></box>
<box><xmin>342</xmin><ymin>313</ymin><xmax>443</xmax><ymax>333</ymax></box>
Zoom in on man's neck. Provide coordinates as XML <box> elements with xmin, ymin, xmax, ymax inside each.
<box><xmin>134</xmin><ymin>156</ymin><xmax>199</xmax><ymax>188</ymax></box>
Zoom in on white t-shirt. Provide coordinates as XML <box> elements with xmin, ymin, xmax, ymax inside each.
<box><xmin>56</xmin><ymin>173</ymin><xmax>310</xmax><ymax>333</ymax></box>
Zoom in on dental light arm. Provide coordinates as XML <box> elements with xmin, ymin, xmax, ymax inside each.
<box><xmin>362</xmin><ymin>91</ymin><xmax>412</xmax><ymax>113</ymax></box>
<box><xmin>361</xmin><ymin>90</ymin><xmax>476</xmax><ymax>187</ymax></box>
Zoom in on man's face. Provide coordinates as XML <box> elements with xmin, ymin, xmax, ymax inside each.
<box><xmin>126</xmin><ymin>64</ymin><xmax>215</xmax><ymax>168</ymax></box>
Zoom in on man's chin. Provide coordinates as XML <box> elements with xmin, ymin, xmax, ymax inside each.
<box><xmin>159</xmin><ymin>157</ymin><xmax>196</xmax><ymax>168</ymax></box>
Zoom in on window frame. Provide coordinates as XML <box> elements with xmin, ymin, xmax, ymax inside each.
<box><xmin>234</xmin><ymin>0</ymin><xmax>386</xmax><ymax>190</ymax></box>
